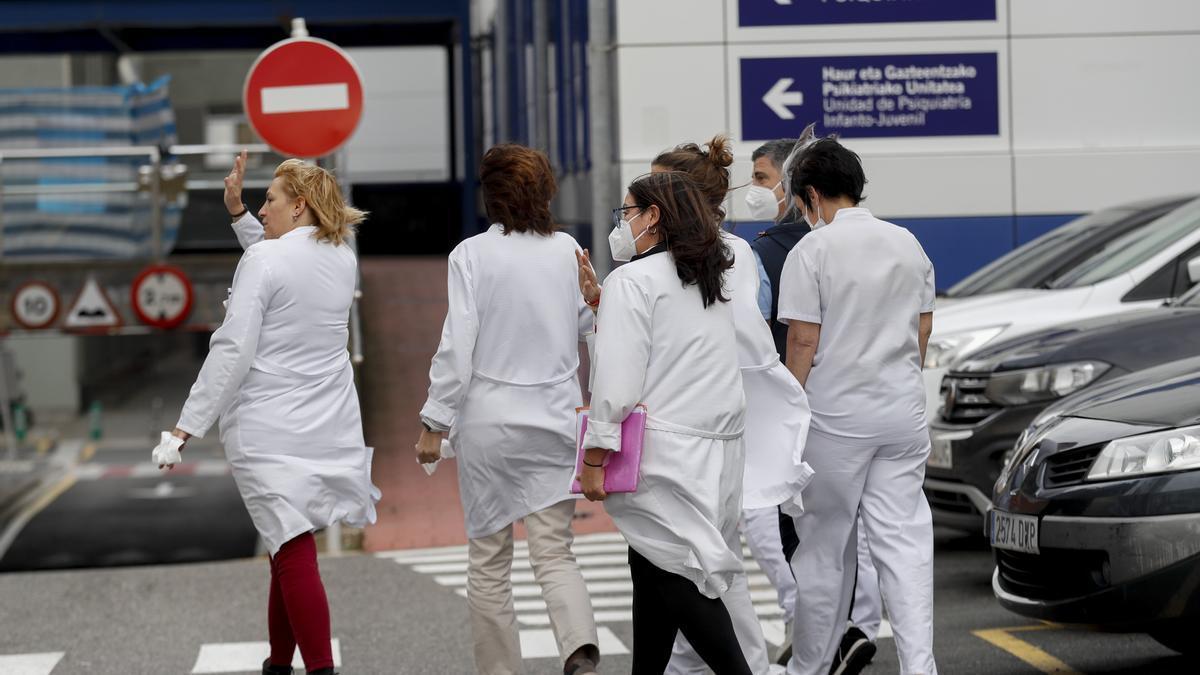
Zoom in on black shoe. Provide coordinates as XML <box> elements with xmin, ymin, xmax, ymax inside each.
<box><xmin>261</xmin><ymin>659</ymin><xmax>293</xmax><ymax>675</ymax></box>
<box><xmin>829</xmin><ymin>626</ymin><xmax>876</xmax><ymax>675</ymax></box>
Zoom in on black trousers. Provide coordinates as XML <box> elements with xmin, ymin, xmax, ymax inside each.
<box><xmin>628</xmin><ymin>547</ymin><xmax>753</xmax><ymax>675</ymax></box>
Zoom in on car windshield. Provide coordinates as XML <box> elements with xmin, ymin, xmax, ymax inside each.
<box><xmin>1049</xmin><ymin>199</ymin><xmax>1200</xmax><ymax>289</ymax></box>
<box><xmin>945</xmin><ymin>209</ymin><xmax>1133</xmax><ymax>297</ymax></box>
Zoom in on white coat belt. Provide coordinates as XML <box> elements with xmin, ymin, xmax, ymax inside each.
<box><xmin>645</xmin><ymin>416</ymin><xmax>744</xmax><ymax>441</ymax></box>
<box><xmin>471</xmin><ymin>365</ymin><xmax>579</xmax><ymax>388</ymax></box>
<box><xmin>252</xmin><ymin>355</ymin><xmax>349</xmax><ymax>380</ymax></box>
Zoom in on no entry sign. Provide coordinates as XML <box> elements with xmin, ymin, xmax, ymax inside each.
<box><xmin>244</xmin><ymin>37</ymin><xmax>364</xmax><ymax>157</ymax></box>
<box><xmin>132</xmin><ymin>264</ymin><xmax>194</xmax><ymax>329</ymax></box>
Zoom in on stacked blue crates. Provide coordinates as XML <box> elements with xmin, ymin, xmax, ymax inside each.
<box><xmin>0</xmin><ymin>75</ymin><xmax>182</xmax><ymax>259</ymax></box>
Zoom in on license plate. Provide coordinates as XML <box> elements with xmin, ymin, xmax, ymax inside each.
<box><xmin>928</xmin><ymin>434</ymin><xmax>954</xmax><ymax>469</ymax></box>
<box><xmin>990</xmin><ymin>510</ymin><xmax>1039</xmax><ymax>554</ymax></box>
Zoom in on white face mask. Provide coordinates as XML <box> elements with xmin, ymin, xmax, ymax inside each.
<box><xmin>609</xmin><ymin>212</ymin><xmax>650</xmax><ymax>263</ymax></box>
<box><xmin>745</xmin><ymin>182</ymin><xmax>783</xmax><ymax>221</ymax></box>
<box><xmin>803</xmin><ymin>192</ymin><xmax>828</xmax><ymax>230</ymax></box>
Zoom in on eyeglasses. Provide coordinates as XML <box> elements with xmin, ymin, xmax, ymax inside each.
<box><xmin>611</xmin><ymin>204</ymin><xmax>642</xmax><ymax>228</ymax></box>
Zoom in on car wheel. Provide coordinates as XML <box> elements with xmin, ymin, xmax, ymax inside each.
<box><xmin>1149</xmin><ymin>622</ymin><xmax>1200</xmax><ymax>655</ymax></box>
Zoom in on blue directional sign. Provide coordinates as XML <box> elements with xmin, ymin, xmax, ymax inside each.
<box><xmin>739</xmin><ymin>0</ymin><xmax>996</xmax><ymax>27</ymax></box>
<box><xmin>740</xmin><ymin>52</ymin><xmax>999</xmax><ymax>140</ymax></box>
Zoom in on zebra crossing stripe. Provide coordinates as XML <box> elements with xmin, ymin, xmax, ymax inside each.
<box><xmin>191</xmin><ymin>640</ymin><xmax>341</xmax><ymax>674</ymax></box>
<box><xmin>0</xmin><ymin>652</ymin><xmax>64</xmax><ymax>675</ymax></box>
<box><xmin>519</xmin><ymin>627</ymin><xmax>630</xmax><ymax>659</ymax></box>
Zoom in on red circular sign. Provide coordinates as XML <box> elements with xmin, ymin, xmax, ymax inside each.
<box><xmin>10</xmin><ymin>281</ymin><xmax>60</xmax><ymax>329</ymax></box>
<box><xmin>131</xmin><ymin>265</ymin><xmax>194</xmax><ymax>329</ymax></box>
<box><xmin>243</xmin><ymin>37</ymin><xmax>365</xmax><ymax>157</ymax></box>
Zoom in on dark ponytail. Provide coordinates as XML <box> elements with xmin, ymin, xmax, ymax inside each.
<box><xmin>628</xmin><ymin>171</ymin><xmax>733</xmax><ymax>307</ymax></box>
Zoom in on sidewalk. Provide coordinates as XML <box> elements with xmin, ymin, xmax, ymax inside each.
<box><xmin>358</xmin><ymin>258</ymin><xmax>615</xmax><ymax>552</ymax></box>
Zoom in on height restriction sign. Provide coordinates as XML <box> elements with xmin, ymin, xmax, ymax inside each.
<box><xmin>243</xmin><ymin>37</ymin><xmax>365</xmax><ymax>158</ymax></box>
<box><xmin>132</xmin><ymin>265</ymin><xmax>194</xmax><ymax>329</ymax></box>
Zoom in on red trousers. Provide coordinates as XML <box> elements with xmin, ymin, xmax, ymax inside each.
<box><xmin>268</xmin><ymin>532</ymin><xmax>334</xmax><ymax>670</ymax></box>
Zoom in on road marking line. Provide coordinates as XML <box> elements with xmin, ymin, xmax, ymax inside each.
<box><xmin>191</xmin><ymin>639</ymin><xmax>342</xmax><ymax>673</ymax></box>
<box><xmin>0</xmin><ymin>651</ymin><xmax>64</xmax><ymax>675</ymax></box>
<box><xmin>0</xmin><ymin>473</ymin><xmax>75</xmax><ymax>561</ymax></box>
<box><xmin>261</xmin><ymin>84</ymin><xmax>349</xmax><ymax>114</ymax></box>
<box><xmin>972</xmin><ymin>625</ymin><xmax>1081</xmax><ymax>674</ymax></box>
<box><xmin>519</xmin><ymin>627</ymin><xmax>630</xmax><ymax>659</ymax></box>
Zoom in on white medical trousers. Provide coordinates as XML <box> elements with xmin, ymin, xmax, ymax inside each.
<box><xmin>852</xmin><ymin>520</ymin><xmax>882</xmax><ymax>640</ymax></box>
<box><xmin>788</xmin><ymin>430</ymin><xmax>936</xmax><ymax>675</ymax></box>
<box><xmin>744</xmin><ymin>507</ymin><xmax>798</xmax><ymax>617</ymax></box>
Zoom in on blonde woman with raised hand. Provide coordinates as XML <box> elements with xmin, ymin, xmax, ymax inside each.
<box><xmin>162</xmin><ymin>150</ymin><xmax>378</xmax><ymax>675</ymax></box>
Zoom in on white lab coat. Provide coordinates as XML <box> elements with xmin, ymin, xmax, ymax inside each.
<box><xmin>583</xmin><ymin>248</ymin><xmax>746</xmax><ymax>599</ymax></box>
<box><xmin>723</xmin><ymin>232</ymin><xmax>814</xmax><ymax>512</ymax></box>
<box><xmin>668</xmin><ymin>234</ymin><xmax>814</xmax><ymax>675</ymax></box>
<box><xmin>177</xmin><ymin>215</ymin><xmax>379</xmax><ymax>555</ymax></box>
<box><xmin>421</xmin><ymin>224</ymin><xmax>592</xmax><ymax>540</ymax></box>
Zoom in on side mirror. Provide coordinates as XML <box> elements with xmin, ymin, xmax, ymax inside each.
<box><xmin>1188</xmin><ymin>256</ymin><xmax>1200</xmax><ymax>285</ymax></box>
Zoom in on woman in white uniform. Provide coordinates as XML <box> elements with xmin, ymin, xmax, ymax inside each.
<box><xmin>579</xmin><ymin>170</ymin><xmax>752</xmax><ymax>674</ymax></box>
<box><xmin>415</xmin><ymin>144</ymin><xmax>600</xmax><ymax>675</ymax></box>
<box><xmin>649</xmin><ymin>138</ymin><xmax>813</xmax><ymax>674</ymax></box>
<box><xmin>778</xmin><ymin>138</ymin><xmax>937</xmax><ymax>675</ymax></box>
<box><xmin>166</xmin><ymin>152</ymin><xmax>378</xmax><ymax>675</ymax></box>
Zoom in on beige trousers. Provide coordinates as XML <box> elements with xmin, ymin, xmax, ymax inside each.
<box><xmin>467</xmin><ymin>499</ymin><xmax>599</xmax><ymax>675</ymax></box>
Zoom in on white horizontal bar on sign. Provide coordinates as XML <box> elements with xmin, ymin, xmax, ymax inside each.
<box><xmin>260</xmin><ymin>83</ymin><xmax>349</xmax><ymax>114</ymax></box>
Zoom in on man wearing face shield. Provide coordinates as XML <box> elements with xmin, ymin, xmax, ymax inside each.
<box><xmin>778</xmin><ymin>138</ymin><xmax>937</xmax><ymax>675</ymax></box>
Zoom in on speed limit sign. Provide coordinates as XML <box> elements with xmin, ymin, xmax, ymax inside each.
<box><xmin>11</xmin><ymin>281</ymin><xmax>60</xmax><ymax>329</ymax></box>
<box><xmin>131</xmin><ymin>264</ymin><xmax>194</xmax><ymax>329</ymax></box>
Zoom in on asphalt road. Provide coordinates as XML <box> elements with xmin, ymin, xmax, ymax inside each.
<box><xmin>0</xmin><ymin>441</ymin><xmax>257</xmax><ymax>572</ymax></box>
<box><xmin>0</xmin><ymin>527</ymin><xmax>1192</xmax><ymax>674</ymax></box>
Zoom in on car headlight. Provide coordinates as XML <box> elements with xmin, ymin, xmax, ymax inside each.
<box><xmin>1087</xmin><ymin>425</ymin><xmax>1200</xmax><ymax>481</ymax></box>
<box><xmin>924</xmin><ymin>326</ymin><xmax>1007</xmax><ymax>369</ymax></box>
<box><xmin>985</xmin><ymin>361</ymin><xmax>1110</xmax><ymax>406</ymax></box>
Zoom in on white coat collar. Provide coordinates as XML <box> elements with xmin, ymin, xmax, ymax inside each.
<box><xmin>280</xmin><ymin>225</ymin><xmax>318</xmax><ymax>240</ymax></box>
<box><xmin>828</xmin><ymin>207</ymin><xmax>871</xmax><ymax>225</ymax></box>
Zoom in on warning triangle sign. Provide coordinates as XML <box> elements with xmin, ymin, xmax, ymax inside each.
<box><xmin>65</xmin><ymin>277</ymin><xmax>121</xmax><ymax>329</ymax></box>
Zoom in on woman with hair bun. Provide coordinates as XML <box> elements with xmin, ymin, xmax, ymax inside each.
<box><xmin>165</xmin><ymin>150</ymin><xmax>379</xmax><ymax>675</ymax></box>
<box><xmin>577</xmin><ymin>170</ymin><xmax>753</xmax><ymax>674</ymax></box>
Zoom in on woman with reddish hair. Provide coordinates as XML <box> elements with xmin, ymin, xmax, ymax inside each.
<box><xmin>416</xmin><ymin>144</ymin><xmax>600</xmax><ymax>675</ymax></box>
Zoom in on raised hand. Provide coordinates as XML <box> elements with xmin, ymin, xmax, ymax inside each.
<box><xmin>223</xmin><ymin>149</ymin><xmax>249</xmax><ymax>215</ymax></box>
<box><xmin>576</xmin><ymin>248</ymin><xmax>601</xmax><ymax>307</ymax></box>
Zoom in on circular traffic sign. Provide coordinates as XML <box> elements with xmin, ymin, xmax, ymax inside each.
<box><xmin>11</xmin><ymin>281</ymin><xmax>59</xmax><ymax>329</ymax></box>
<box><xmin>243</xmin><ymin>37</ymin><xmax>365</xmax><ymax>157</ymax></box>
<box><xmin>131</xmin><ymin>265</ymin><xmax>194</xmax><ymax>329</ymax></box>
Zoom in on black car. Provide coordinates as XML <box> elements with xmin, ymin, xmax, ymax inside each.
<box><xmin>987</xmin><ymin>356</ymin><xmax>1200</xmax><ymax>656</ymax></box>
<box><xmin>942</xmin><ymin>194</ymin><xmax>1193</xmax><ymax>298</ymax></box>
<box><xmin>925</xmin><ymin>284</ymin><xmax>1200</xmax><ymax>531</ymax></box>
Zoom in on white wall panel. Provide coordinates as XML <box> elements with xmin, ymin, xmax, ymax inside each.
<box><xmin>617</xmin><ymin>0</ymin><xmax>724</xmax><ymax>46</ymax></box>
<box><xmin>617</xmin><ymin>45</ymin><xmax>728</xmax><ymax>162</ymax></box>
<box><xmin>1010</xmin><ymin>35</ymin><xmax>1200</xmax><ymax>151</ymax></box>
<box><xmin>860</xmin><ymin>153</ymin><xmax>1014</xmax><ymax>218</ymax></box>
<box><xmin>1014</xmin><ymin>150</ymin><xmax>1200</xmax><ymax>214</ymax></box>
<box><xmin>1012</xmin><ymin>0</ymin><xmax>1200</xmax><ymax>36</ymax></box>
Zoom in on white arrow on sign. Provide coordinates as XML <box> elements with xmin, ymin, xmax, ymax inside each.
<box><xmin>774</xmin><ymin>0</ymin><xmax>793</xmax><ymax>5</ymax></box>
<box><xmin>763</xmin><ymin>78</ymin><xmax>804</xmax><ymax>120</ymax></box>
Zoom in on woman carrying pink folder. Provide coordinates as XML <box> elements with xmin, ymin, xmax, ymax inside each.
<box><xmin>577</xmin><ymin>171</ymin><xmax>753</xmax><ymax>674</ymax></box>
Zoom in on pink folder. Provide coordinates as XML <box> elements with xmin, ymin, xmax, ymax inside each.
<box><xmin>569</xmin><ymin>405</ymin><xmax>647</xmax><ymax>494</ymax></box>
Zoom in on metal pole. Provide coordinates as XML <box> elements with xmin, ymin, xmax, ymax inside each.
<box><xmin>588</xmin><ymin>0</ymin><xmax>617</xmax><ymax>278</ymax></box>
<box><xmin>0</xmin><ymin>155</ymin><xmax>6</xmax><ymax>257</ymax></box>
<box><xmin>149</xmin><ymin>147</ymin><xmax>163</xmax><ymax>261</ymax></box>
<box><xmin>0</xmin><ymin>341</ymin><xmax>18</xmax><ymax>461</ymax></box>
<box><xmin>533</xmin><ymin>0</ymin><xmax>551</xmax><ymax>153</ymax></box>
<box><xmin>494</xmin><ymin>0</ymin><xmax>510</xmax><ymax>141</ymax></box>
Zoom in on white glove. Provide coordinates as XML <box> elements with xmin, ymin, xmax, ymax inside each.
<box><xmin>418</xmin><ymin>438</ymin><xmax>456</xmax><ymax>476</ymax></box>
<box><xmin>152</xmin><ymin>431</ymin><xmax>185</xmax><ymax>466</ymax></box>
